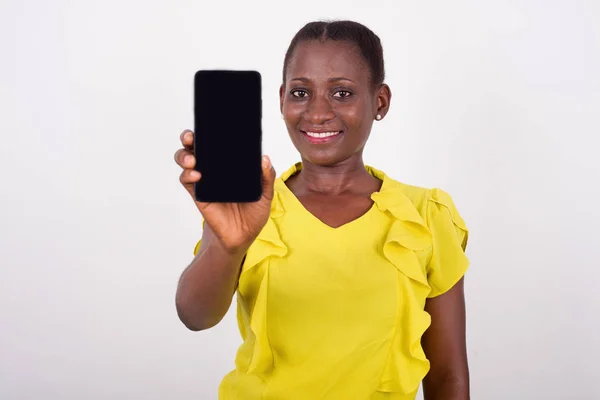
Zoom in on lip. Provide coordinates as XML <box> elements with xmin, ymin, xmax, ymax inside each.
<box><xmin>300</xmin><ymin>130</ymin><xmax>344</xmax><ymax>144</ymax></box>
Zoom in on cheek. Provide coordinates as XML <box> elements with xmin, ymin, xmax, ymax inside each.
<box><xmin>282</xmin><ymin>101</ymin><xmax>304</xmax><ymax>125</ymax></box>
<box><xmin>339</xmin><ymin>101</ymin><xmax>370</xmax><ymax>128</ymax></box>
<box><xmin>339</xmin><ymin>104</ymin><xmax>374</xmax><ymax>145</ymax></box>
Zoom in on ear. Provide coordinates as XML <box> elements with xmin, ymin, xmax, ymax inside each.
<box><xmin>374</xmin><ymin>84</ymin><xmax>392</xmax><ymax>120</ymax></box>
<box><xmin>279</xmin><ymin>84</ymin><xmax>285</xmax><ymax>114</ymax></box>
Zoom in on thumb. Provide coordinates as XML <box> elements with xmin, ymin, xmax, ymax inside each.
<box><xmin>261</xmin><ymin>155</ymin><xmax>276</xmax><ymax>201</ymax></box>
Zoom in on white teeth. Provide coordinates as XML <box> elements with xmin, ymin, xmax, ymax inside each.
<box><xmin>306</xmin><ymin>131</ymin><xmax>340</xmax><ymax>138</ymax></box>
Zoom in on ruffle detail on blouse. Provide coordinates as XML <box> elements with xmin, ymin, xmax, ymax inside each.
<box><xmin>370</xmin><ymin>183</ymin><xmax>432</xmax><ymax>288</ymax></box>
<box><xmin>428</xmin><ymin>188</ymin><xmax>468</xmax><ymax>243</ymax></box>
<box><xmin>425</xmin><ymin>188</ymin><xmax>470</xmax><ymax>298</ymax></box>
<box><xmin>368</xmin><ymin>170</ymin><xmax>434</xmax><ymax>395</ymax></box>
<box><xmin>238</xmin><ymin>189</ymin><xmax>288</xmax><ymax>378</ymax></box>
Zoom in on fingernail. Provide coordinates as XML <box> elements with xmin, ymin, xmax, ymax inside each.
<box><xmin>262</xmin><ymin>155</ymin><xmax>270</xmax><ymax>168</ymax></box>
<box><xmin>185</xmin><ymin>155</ymin><xmax>192</xmax><ymax>164</ymax></box>
<box><xmin>191</xmin><ymin>170</ymin><xmax>200</xmax><ymax>179</ymax></box>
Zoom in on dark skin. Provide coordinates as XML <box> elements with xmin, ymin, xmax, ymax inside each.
<box><xmin>280</xmin><ymin>40</ymin><xmax>388</xmax><ymax>228</ymax></box>
<box><xmin>423</xmin><ymin>279</ymin><xmax>470</xmax><ymax>399</ymax></box>
<box><xmin>280</xmin><ymin>40</ymin><xmax>470</xmax><ymax>399</ymax></box>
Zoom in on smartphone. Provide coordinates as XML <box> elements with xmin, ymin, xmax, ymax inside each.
<box><xmin>193</xmin><ymin>70</ymin><xmax>263</xmax><ymax>203</ymax></box>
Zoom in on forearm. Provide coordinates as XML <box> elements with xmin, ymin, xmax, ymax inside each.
<box><xmin>175</xmin><ymin>238</ymin><xmax>247</xmax><ymax>331</ymax></box>
<box><xmin>423</xmin><ymin>371</ymin><xmax>469</xmax><ymax>400</ymax></box>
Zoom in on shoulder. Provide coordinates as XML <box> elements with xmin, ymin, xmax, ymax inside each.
<box><xmin>392</xmin><ymin>177</ymin><xmax>468</xmax><ymax>250</ymax></box>
<box><xmin>376</xmin><ymin>168</ymin><xmax>465</xmax><ymax>230</ymax></box>
<box><xmin>373</xmin><ymin>167</ymin><xmax>428</xmax><ymax>211</ymax></box>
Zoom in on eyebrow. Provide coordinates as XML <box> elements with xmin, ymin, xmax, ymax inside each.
<box><xmin>290</xmin><ymin>77</ymin><xmax>356</xmax><ymax>83</ymax></box>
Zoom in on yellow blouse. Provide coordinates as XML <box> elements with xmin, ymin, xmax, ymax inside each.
<box><xmin>193</xmin><ymin>163</ymin><xmax>469</xmax><ymax>400</ymax></box>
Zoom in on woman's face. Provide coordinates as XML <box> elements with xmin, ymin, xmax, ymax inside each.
<box><xmin>280</xmin><ymin>40</ymin><xmax>390</xmax><ymax>167</ymax></box>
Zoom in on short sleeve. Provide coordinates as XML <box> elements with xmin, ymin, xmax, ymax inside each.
<box><xmin>426</xmin><ymin>188</ymin><xmax>470</xmax><ymax>298</ymax></box>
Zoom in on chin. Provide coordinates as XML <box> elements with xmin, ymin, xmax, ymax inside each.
<box><xmin>299</xmin><ymin>150</ymin><xmax>354</xmax><ymax>167</ymax></box>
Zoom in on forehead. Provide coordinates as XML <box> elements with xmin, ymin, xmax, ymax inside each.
<box><xmin>285</xmin><ymin>40</ymin><xmax>370</xmax><ymax>83</ymax></box>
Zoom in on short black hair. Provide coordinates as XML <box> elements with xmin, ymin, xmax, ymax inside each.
<box><xmin>282</xmin><ymin>20</ymin><xmax>385</xmax><ymax>87</ymax></box>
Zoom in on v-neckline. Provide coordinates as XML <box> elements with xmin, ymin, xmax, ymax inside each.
<box><xmin>277</xmin><ymin>163</ymin><xmax>386</xmax><ymax>231</ymax></box>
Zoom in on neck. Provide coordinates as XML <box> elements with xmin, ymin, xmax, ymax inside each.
<box><xmin>295</xmin><ymin>155</ymin><xmax>374</xmax><ymax>196</ymax></box>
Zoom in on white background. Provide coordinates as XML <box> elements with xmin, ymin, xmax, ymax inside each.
<box><xmin>1</xmin><ymin>0</ymin><xmax>599</xmax><ymax>399</ymax></box>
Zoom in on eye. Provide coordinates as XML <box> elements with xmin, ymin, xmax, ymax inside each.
<box><xmin>291</xmin><ymin>89</ymin><xmax>308</xmax><ymax>98</ymax></box>
<box><xmin>333</xmin><ymin>90</ymin><xmax>352</xmax><ymax>98</ymax></box>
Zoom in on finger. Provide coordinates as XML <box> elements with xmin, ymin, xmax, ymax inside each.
<box><xmin>180</xmin><ymin>129</ymin><xmax>194</xmax><ymax>150</ymax></box>
<box><xmin>261</xmin><ymin>155</ymin><xmax>276</xmax><ymax>201</ymax></box>
<box><xmin>179</xmin><ymin>169</ymin><xmax>201</xmax><ymax>185</ymax></box>
<box><xmin>174</xmin><ymin>149</ymin><xmax>196</xmax><ymax>169</ymax></box>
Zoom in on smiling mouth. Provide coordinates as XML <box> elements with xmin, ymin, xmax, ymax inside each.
<box><xmin>301</xmin><ymin>130</ymin><xmax>343</xmax><ymax>144</ymax></box>
<box><xmin>305</xmin><ymin>131</ymin><xmax>341</xmax><ymax>138</ymax></box>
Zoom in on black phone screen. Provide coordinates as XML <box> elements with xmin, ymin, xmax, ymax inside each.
<box><xmin>193</xmin><ymin>70</ymin><xmax>263</xmax><ymax>203</ymax></box>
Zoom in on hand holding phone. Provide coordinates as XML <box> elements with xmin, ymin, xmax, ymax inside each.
<box><xmin>174</xmin><ymin>70</ymin><xmax>276</xmax><ymax>253</ymax></box>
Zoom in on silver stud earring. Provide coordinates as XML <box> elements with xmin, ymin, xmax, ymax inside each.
<box><xmin>376</xmin><ymin>114</ymin><xmax>382</xmax><ymax>121</ymax></box>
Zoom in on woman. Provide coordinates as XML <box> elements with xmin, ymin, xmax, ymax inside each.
<box><xmin>175</xmin><ymin>20</ymin><xmax>470</xmax><ymax>400</ymax></box>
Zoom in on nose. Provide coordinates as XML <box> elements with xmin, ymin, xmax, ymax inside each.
<box><xmin>304</xmin><ymin>94</ymin><xmax>335</xmax><ymax>125</ymax></box>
